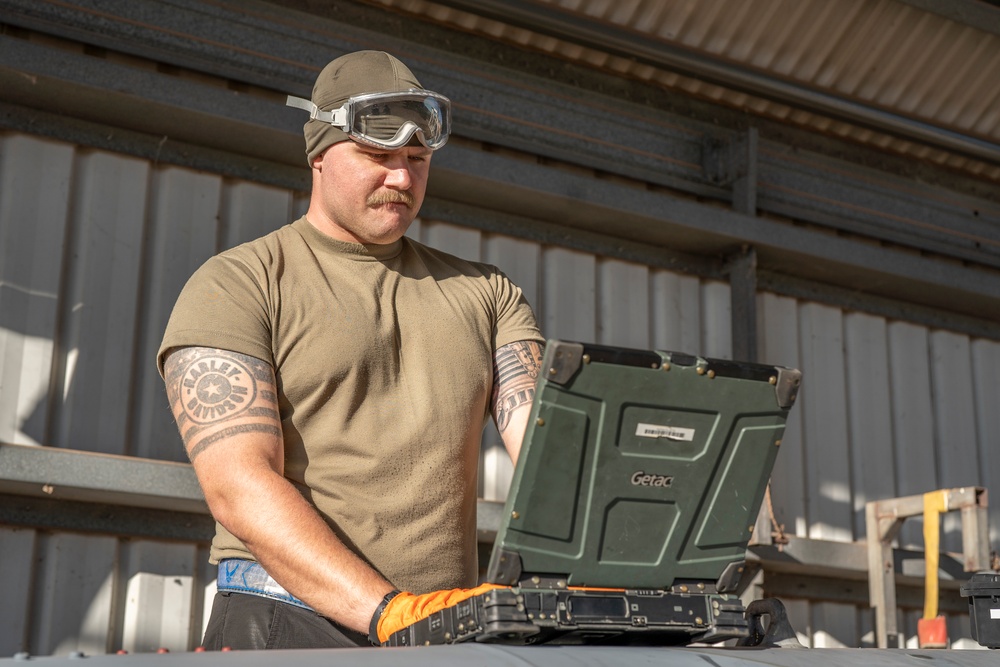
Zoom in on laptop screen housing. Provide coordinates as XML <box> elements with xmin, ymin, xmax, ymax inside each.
<box><xmin>486</xmin><ymin>340</ymin><xmax>801</xmax><ymax>591</ymax></box>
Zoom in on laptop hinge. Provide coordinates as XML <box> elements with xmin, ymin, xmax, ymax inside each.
<box><xmin>716</xmin><ymin>560</ymin><xmax>746</xmax><ymax>593</ymax></box>
<box><xmin>487</xmin><ymin>548</ymin><xmax>524</xmax><ymax>585</ymax></box>
<box><xmin>774</xmin><ymin>367</ymin><xmax>802</xmax><ymax>409</ymax></box>
<box><xmin>546</xmin><ymin>341</ymin><xmax>585</xmax><ymax>385</ymax></box>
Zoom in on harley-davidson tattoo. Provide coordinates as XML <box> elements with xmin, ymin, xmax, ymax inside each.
<box><xmin>163</xmin><ymin>347</ymin><xmax>279</xmax><ymax>462</ymax></box>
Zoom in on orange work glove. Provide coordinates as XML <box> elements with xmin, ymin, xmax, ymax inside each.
<box><xmin>375</xmin><ymin>583</ymin><xmax>502</xmax><ymax>643</ymax></box>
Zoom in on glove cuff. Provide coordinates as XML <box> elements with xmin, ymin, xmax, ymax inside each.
<box><xmin>368</xmin><ymin>589</ymin><xmax>402</xmax><ymax>645</ymax></box>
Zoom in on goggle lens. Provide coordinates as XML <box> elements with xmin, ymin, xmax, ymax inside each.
<box><xmin>287</xmin><ymin>90</ymin><xmax>451</xmax><ymax>151</ymax></box>
<box><xmin>352</xmin><ymin>95</ymin><xmax>449</xmax><ymax>149</ymax></box>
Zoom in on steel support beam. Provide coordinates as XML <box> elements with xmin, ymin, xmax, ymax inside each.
<box><xmin>703</xmin><ymin>128</ymin><xmax>759</xmax><ymax>216</ymax></box>
<box><xmin>0</xmin><ymin>442</ymin><xmax>207</xmax><ymax>514</ymax></box>
<box><xmin>761</xmin><ymin>571</ymin><xmax>970</xmax><ymax>616</ymax></box>
<box><xmin>726</xmin><ymin>246</ymin><xmax>758</xmax><ymax>364</ymax></box>
<box><xmin>0</xmin><ymin>492</ymin><xmax>215</xmax><ymax>543</ymax></box>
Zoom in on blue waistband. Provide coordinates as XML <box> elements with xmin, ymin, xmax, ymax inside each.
<box><xmin>216</xmin><ymin>559</ymin><xmax>313</xmax><ymax>611</ymax></box>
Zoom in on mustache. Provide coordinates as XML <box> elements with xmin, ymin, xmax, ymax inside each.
<box><xmin>367</xmin><ymin>190</ymin><xmax>415</xmax><ymax>208</ymax></box>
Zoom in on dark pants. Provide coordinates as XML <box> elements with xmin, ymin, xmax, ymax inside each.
<box><xmin>202</xmin><ymin>591</ymin><xmax>370</xmax><ymax>650</ymax></box>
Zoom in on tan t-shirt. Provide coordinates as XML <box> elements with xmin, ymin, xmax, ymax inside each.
<box><xmin>158</xmin><ymin>217</ymin><xmax>542</xmax><ymax>593</ymax></box>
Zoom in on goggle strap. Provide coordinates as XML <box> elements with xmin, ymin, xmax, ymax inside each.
<box><xmin>285</xmin><ymin>95</ymin><xmax>347</xmax><ymax>128</ymax></box>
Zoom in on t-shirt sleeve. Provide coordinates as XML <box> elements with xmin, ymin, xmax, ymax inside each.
<box><xmin>156</xmin><ymin>253</ymin><xmax>274</xmax><ymax>378</ymax></box>
<box><xmin>489</xmin><ymin>268</ymin><xmax>544</xmax><ymax>350</ymax></box>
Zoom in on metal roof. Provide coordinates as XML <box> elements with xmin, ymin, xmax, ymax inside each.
<box><xmin>365</xmin><ymin>0</ymin><xmax>1000</xmax><ymax>181</ymax></box>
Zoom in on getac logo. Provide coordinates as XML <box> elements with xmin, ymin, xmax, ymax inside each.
<box><xmin>630</xmin><ymin>471</ymin><xmax>673</xmax><ymax>488</ymax></box>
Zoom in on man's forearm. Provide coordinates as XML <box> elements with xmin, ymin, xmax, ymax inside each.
<box><xmin>213</xmin><ymin>464</ymin><xmax>393</xmax><ymax>633</ymax></box>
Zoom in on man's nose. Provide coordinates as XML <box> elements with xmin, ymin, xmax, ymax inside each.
<box><xmin>384</xmin><ymin>162</ymin><xmax>412</xmax><ymax>189</ymax></box>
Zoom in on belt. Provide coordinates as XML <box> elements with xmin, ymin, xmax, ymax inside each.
<box><xmin>216</xmin><ymin>558</ymin><xmax>314</xmax><ymax>611</ymax></box>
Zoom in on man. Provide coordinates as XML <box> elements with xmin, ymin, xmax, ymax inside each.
<box><xmin>157</xmin><ymin>50</ymin><xmax>544</xmax><ymax>649</ymax></box>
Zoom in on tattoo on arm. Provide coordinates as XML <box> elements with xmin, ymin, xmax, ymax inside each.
<box><xmin>492</xmin><ymin>341</ymin><xmax>544</xmax><ymax>433</ymax></box>
<box><xmin>163</xmin><ymin>347</ymin><xmax>280</xmax><ymax>462</ymax></box>
<box><xmin>188</xmin><ymin>423</ymin><xmax>283</xmax><ymax>461</ymax></box>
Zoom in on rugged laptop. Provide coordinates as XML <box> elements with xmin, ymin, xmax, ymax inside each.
<box><xmin>385</xmin><ymin>340</ymin><xmax>801</xmax><ymax>647</ymax></box>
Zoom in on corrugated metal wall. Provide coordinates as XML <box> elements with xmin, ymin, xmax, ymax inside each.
<box><xmin>1</xmin><ymin>126</ymin><xmax>995</xmax><ymax>653</ymax></box>
<box><xmin>761</xmin><ymin>295</ymin><xmax>1000</xmax><ymax>553</ymax></box>
<box><xmin>758</xmin><ymin>293</ymin><xmax>998</xmax><ymax>649</ymax></box>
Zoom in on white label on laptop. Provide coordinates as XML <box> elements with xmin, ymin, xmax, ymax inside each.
<box><xmin>636</xmin><ymin>423</ymin><xmax>695</xmax><ymax>441</ymax></box>
<box><xmin>992</xmin><ymin>608</ymin><xmax>1000</xmax><ymax>620</ymax></box>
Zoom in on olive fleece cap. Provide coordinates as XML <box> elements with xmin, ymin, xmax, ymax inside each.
<box><xmin>303</xmin><ymin>50</ymin><xmax>424</xmax><ymax>164</ymax></box>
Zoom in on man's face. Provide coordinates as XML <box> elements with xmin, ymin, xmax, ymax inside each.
<box><xmin>308</xmin><ymin>139</ymin><xmax>433</xmax><ymax>245</ymax></box>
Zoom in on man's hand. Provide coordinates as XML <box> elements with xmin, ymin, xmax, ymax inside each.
<box><xmin>375</xmin><ymin>583</ymin><xmax>503</xmax><ymax>643</ymax></box>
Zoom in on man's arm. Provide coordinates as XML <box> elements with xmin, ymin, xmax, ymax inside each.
<box><xmin>491</xmin><ymin>340</ymin><xmax>544</xmax><ymax>464</ymax></box>
<box><xmin>163</xmin><ymin>346</ymin><xmax>393</xmax><ymax>634</ymax></box>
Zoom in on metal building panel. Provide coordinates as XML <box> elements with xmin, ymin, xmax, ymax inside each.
<box><xmin>797</xmin><ymin>302</ymin><xmax>853</xmax><ymax>542</ymax></box>
<box><xmin>220</xmin><ymin>181</ymin><xmax>294</xmax><ymax>252</ymax></box>
<box><xmin>887</xmin><ymin>321</ymin><xmax>938</xmax><ymax>549</ymax></box>
<box><xmin>902</xmin><ymin>609</ymin><xmax>921</xmax><ymax>648</ymax></box>
<box><xmin>858</xmin><ymin>605</ymin><xmax>875</xmax><ymax>648</ymax></box>
<box><xmin>406</xmin><ymin>216</ymin><xmax>423</xmax><ymax>242</ymax></box>
<box><xmin>972</xmin><ymin>339</ymin><xmax>1000</xmax><ymax>548</ymax></box>
<box><xmin>0</xmin><ymin>134</ymin><xmax>73</xmax><ymax>446</ymax></box>
<box><xmin>119</xmin><ymin>541</ymin><xmax>201</xmax><ymax>653</ymax></box>
<box><xmin>699</xmin><ymin>280</ymin><xmax>732</xmax><ymax>359</ymax></box>
<box><xmin>781</xmin><ymin>598</ymin><xmax>812</xmax><ymax>648</ymax></box>
<box><xmin>948</xmin><ymin>612</ymin><xmax>983</xmax><ymax>650</ymax></box>
<box><xmin>0</xmin><ymin>328</ymin><xmax>53</xmax><ymax>447</ymax></box>
<box><xmin>758</xmin><ymin>293</ymin><xmax>807</xmax><ymax>538</ymax></box>
<box><xmin>597</xmin><ymin>258</ymin><xmax>649</xmax><ymax>348</ymax></box>
<box><xmin>811</xmin><ymin>600</ymin><xmax>858</xmax><ymax>648</ymax></box>
<box><xmin>844</xmin><ymin>312</ymin><xmax>897</xmax><ymax>540</ymax></box>
<box><xmin>50</xmin><ymin>151</ymin><xmax>149</xmax><ymax>456</ymax></box>
<box><xmin>31</xmin><ymin>533</ymin><xmax>117</xmax><ymax>656</ymax></box>
<box><xmin>480</xmin><ymin>435</ymin><xmax>511</xmax><ymax>502</ymax></box>
<box><xmin>540</xmin><ymin>246</ymin><xmax>597</xmax><ymax>342</ymax></box>
<box><xmin>292</xmin><ymin>193</ymin><xmax>310</xmax><ymax>221</ymax></box>
<box><xmin>484</xmin><ymin>234</ymin><xmax>541</xmax><ymax>314</ymax></box>
<box><xmin>131</xmin><ymin>166</ymin><xmax>223</xmax><ymax>461</ymax></box>
<box><xmin>929</xmin><ymin>330</ymin><xmax>980</xmax><ymax>554</ymax></box>
<box><xmin>0</xmin><ymin>527</ymin><xmax>36</xmax><ymax>655</ymax></box>
<box><xmin>421</xmin><ymin>219</ymin><xmax>482</xmax><ymax>261</ymax></box>
<box><xmin>200</xmin><ymin>578</ymin><xmax>217</xmax><ymax>646</ymax></box>
<box><xmin>121</xmin><ymin>540</ymin><xmax>198</xmax><ymax>579</ymax></box>
<box><xmin>650</xmin><ymin>269</ymin><xmax>703</xmax><ymax>354</ymax></box>
<box><xmin>122</xmin><ymin>573</ymin><xmax>194</xmax><ymax>653</ymax></box>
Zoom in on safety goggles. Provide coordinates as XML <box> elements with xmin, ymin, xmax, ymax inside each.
<box><xmin>287</xmin><ymin>89</ymin><xmax>451</xmax><ymax>150</ymax></box>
